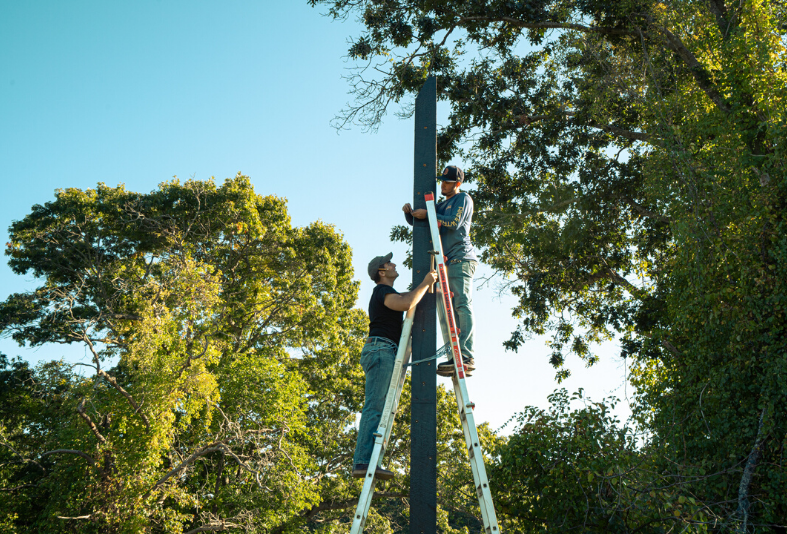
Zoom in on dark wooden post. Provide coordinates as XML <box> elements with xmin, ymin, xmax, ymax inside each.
<box><xmin>410</xmin><ymin>75</ymin><xmax>437</xmax><ymax>534</ymax></box>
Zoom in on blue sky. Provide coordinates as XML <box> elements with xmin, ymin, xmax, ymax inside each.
<box><xmin>0</xmin><ymin>1</ymin><xmax>631</xmax><ymax>431</ymax></box>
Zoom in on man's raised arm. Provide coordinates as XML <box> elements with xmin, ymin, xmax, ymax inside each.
<box><xmin>384</xmin><ymin>270</ymin><xmax>437</xmax><ymax>311</ymax></box>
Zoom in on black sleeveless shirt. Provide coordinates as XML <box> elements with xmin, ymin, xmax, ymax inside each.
<box><xmin>368</xmin><ymin>284</ymin><xmax>403</xmax><ymax>345</ymax></box>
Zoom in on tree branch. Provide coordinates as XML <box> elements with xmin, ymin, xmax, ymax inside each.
<box><xmin>459</xmin><ymin>16</ymin><xmax>635</xmax><ymax>37</ymax></box>
<box><xmin>76</xmin><ymin>399</ymin><xmax>107</xmax><ymax>445</ymax></box>
<box><xmin>40</xmin><ymin>449</ymin><xmax>96</xmax><ymax>466</ymax></box>
<box><xmin>176</xmin><ymin>335</ymin><xmax>210</xmax><ymax>380</ymax></box>
<box><xmin>661</xmin><ymin>339</ymin><xmax>681</xmax><ymax>358</ymax></box>
<box><xmin>595</xmin><ymin>256</ymin><xmax>647</xmax><ymax>299</ymax></box>
<box><xmin>183</xmin><ymin>518</ymin><xmax>244</xmax><ymax>534</ymax></box>
<box><xmin>81</xmin><ymin>332</ymin><xmax>151</xmax><ymax>432</ymax></box>
<box><xmin>0</xmin><ymin>440</ymin><xmax>44</xmax><ymax>471</ymax></box>
<box><xmin>736</xmin><ymin>406</ymin><xmax>768</xmax><ymax>533</ymax></box>
<box><xmin>705</xmin><ymin>0</ymin><xmax>730</xmax><ymax>35</ymax></box>
<box><xmin>652</xmin><ymin>21</ymin><xmax>731</xmax><ymax>114</ymax></box>
<box><xmin>516</xmin><ymin>113</ymin><xmax>654</xmax><ymax>143</ymax></box>
<box><xmin>588</xmin><ymin>122</ymin><xmax>653</xmax><ymax>142</ymax></box>
<box><xmin>144</xmin><ymin>444</ymin><xmax>225</xmax><ymax>498</ymax></box>
<box><xmin>465</xmin><ymin>13</ymin><xmax>730</xmax><ymax>115</ymax></box>
<box><xmin>621</xmin><ymin>196</ymin><xmax>671</xmax><ymax>223</ymax></box>
<box><xmin>96</xmin><ymin>369</ymin><xmax>151</xmax><ymax>432</ymax></box>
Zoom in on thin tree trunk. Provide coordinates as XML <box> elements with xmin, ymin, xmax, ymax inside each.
<box><xmin>736</xmin><ymin>406</ymin><xmax>767</xmax><ymax>533</ymax></box>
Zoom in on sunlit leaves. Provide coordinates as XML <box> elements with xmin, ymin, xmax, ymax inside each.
<box><xmin>0</xmin><ymin>176</ymin><xmax>363</xmax><ymax>532</ymax></box>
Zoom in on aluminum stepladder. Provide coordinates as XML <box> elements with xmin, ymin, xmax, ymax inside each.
<box><xmin>350</xmin><ymin>307</ymin><xmax>415</xmax><ymax>534</ymax></box>
<box><xmin>425</xmin><ymin>191</ymin><xmax>500</xmax><ymax>534</ymax></box>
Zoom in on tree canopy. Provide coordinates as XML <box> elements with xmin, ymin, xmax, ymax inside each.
<box><xmin>0</xmin><ymin>177</ymin><xmax>360</xmax><ymax>532</ymax></box>
<box><xmin>2</xmin><ymin>0</ymin><xmax>786</xmax><ymax>529</ymax></box>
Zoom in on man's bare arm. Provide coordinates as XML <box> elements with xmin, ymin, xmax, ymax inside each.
<box><xmin>384</xmin><ymin>270</ymin><xmax>438</xmax><ymax>311</ymax></box>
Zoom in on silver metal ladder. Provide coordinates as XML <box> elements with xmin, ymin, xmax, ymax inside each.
<box><xmin>350</xmin><ymin>192</ymin><xmax>500</xmax><ymax>534</ymax></box>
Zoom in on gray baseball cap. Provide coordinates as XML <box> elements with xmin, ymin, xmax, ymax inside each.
<box><xmin>367</xmin><ymin>252</ymin><xmax>393</xmax><ymax>280</ymax></box>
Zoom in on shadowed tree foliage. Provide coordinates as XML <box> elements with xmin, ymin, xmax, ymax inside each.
<box><xmin>312</xmin><ymin>0</ymin><xmax>787</xmax><ymax>531</ymax></box>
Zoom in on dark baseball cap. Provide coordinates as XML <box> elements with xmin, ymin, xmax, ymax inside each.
<box><xmin>367</xmin><ymin>252</ymin><xmax>393</xmax><ymax>280</ymax></box>
<box><xmin>437</xmin><ymin>165</ymin><xmax>464</xmax><ymax>183</ymax></box>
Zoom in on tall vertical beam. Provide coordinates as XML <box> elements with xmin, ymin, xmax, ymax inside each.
<box><xmin>410</xmin><ymin>75</ymin><xmax>437</xmax><ymax>534</ymax></box>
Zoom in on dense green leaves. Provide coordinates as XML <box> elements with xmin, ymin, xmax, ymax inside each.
<box><xmin>0</xmin><ymin>177</ymin><xmax>367</xmax><ymax>532</ymax></box>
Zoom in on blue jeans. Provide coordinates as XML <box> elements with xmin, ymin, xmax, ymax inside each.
<box><xmin>353</xmin><ymin>337</ymin><xmax>398</xmax><ymax>466</ymax></box>
<box><xmin>440</xmin><ymin>260</ymin><xmax>477</xmax><ymax>361</ymax></box>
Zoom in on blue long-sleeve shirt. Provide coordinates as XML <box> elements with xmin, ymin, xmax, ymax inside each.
<box><xmin>406</xmin><ymin>192</ymin><xmax>478</xmax><ymax>264</ymax></box>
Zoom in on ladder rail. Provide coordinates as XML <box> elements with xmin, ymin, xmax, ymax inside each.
<box><xmin>452</xmin><ymin>372</ymin><xmax>498</xmax><ymax>532</ymax></box>
<box><xmin>424</xmin><ymin>194</ymin><xmax>466</xmax><ymax>379</ymax></box>
<box><xmin>350</xmin><ymin>308</ymin><xmax>415</xmax><ymax>534</ymax></box>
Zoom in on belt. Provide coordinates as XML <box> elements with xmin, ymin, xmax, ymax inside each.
<box><xmin>365</xmin><ymin>336</ymin><xmax>397</xmax><ymax>348</ymax></box>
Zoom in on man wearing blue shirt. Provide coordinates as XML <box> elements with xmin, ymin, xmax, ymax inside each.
<box><xmin>403</xmin><ymin>165</ymin><xmax>479</xmax><ymax>376</ymax></box>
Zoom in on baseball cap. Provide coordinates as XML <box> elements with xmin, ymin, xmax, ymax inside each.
<box><xmin>367</xmin><ymin>252</ymin><xmax>393</xmax><ymax>280</ymax></box>
<box><xmin>437</xmin><ymin>165</ymin><xmax>464</xmax><ymax>183</ymax></box>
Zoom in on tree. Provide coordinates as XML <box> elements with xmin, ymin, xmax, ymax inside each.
<box><xmin>492</xmin><ymin>389</ymin><xmax>719</xmax><ymax>533</ymax></box>
<box><xmin>0</xmin><ymin>175</ymin><xmax>506</xmax><ymax>533</ymax></box>
<box><xmin>0</xmin><ymin>176</ymin><xmax>363</xmax><ymax>532</ymax></box>
<box><xmin>311</xmin><ymin>0</ymin><xmax>787</xmax><ymax>530</ymax></box>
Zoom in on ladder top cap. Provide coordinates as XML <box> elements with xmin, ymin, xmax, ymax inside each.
<box><xmin>424</xmin><ymin>192</ymin><xmax>434</xmax><ymax>201</ymax></box>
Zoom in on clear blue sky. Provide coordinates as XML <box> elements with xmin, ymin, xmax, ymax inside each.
<box><xmin>0</xmin><ymin>1</ymin><xmax>630</xmax><ymax>430</ymax></box>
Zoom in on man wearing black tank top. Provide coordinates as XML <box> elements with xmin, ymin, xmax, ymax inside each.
<box><xmin>352</xmin><ymin>252</ymin><xmax>437</xmax><ymax>479</ymax></box>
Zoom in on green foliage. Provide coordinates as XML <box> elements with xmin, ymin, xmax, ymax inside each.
<box><xmin>313</xmin><ymin>0</ymin><xmax>787</xmax><ymax>530</ymax></box>
<box><xmin>0</xmin><ymin>176</ymin><xmax>368</xmax><ymax>532</ymax></box>
<box><xmin>0</xmin><ymin>175</ymin><xmax>509</xmax><ymax>533</ymax></box>
<box><xmin>493</xmin><ymin>389</ymin><xmax>715</xmax><ymax>533</ymax></box>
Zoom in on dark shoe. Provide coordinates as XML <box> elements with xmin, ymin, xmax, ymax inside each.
<box><xmin>352</xmin><ymin>463</ymin><xmax>395</xmax><ymax>480</ymax></box>
<box><xmin>436</xmin><ymin>358</ymin><xmax>475</xmax><ymax>377</ymax></box>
